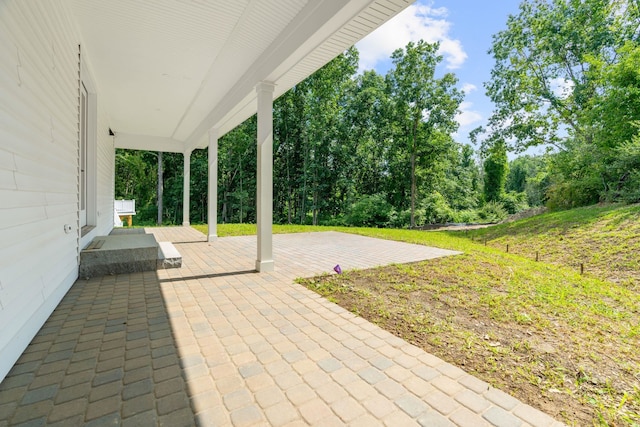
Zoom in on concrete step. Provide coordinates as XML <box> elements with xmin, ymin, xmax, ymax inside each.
<box><xmin>80</xmin><ymin>234</ymin><xmax>160</xmax><ymax>279</ymax></box>
<box><xmin>158</xmin><ymin>241</ymin><xmax>182</xmax><ymax>269</ymax></box>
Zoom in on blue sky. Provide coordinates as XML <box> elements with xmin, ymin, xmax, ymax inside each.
<box><xmin>356</xmin><ymin>0</ymin><xmax>522</xmax><ymax>146</ymax></box>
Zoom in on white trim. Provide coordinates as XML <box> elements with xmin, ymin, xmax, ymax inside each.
<box><xmin>115</xmin><ymin>133</ymin><xmax>185</xmax><ymax>153</ymax></box>
<box><xmin>80</xmin><ymin>82</ymin><xmax>88</xmax><ymax>227</ymax></box>
<box><xmin>80</xmin><ymin>51</ymin><xmax>98</xmax><ymax>231</ymax></box>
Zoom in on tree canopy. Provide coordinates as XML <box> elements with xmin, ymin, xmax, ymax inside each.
<box><xmin>479</xmin><ymin>0</ymin><xmax>640</xmax><ymax>207</ymax></box>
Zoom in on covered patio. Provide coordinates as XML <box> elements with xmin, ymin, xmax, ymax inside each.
<box><xmin>0</xmin><ymin>228</ymin><xmax>564</xmax><ymax>426</ymax></box>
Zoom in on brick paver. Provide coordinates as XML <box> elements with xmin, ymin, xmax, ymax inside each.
<box><xmin>0</xmin><ymin>227</ymin><xmax>567</xmax><ymax>426</ymax></box>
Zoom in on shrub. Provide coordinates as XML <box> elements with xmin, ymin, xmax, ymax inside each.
<box><xmin>499</xmin><ymin>191</ymin><xmax>529</xmax><ymax>214</ymax></box>
<box><xmin>346</xmin><ymin>194</ymin><xmax>394</xmax><ymax>227</ymax></box>
<box><xmin>390</xmin><ymin>208</ymin><xmax>424</xmax><ymax>228</ymax></box>
<box><xmin>453</xmin><ymin>209</ymin><xmax>479</xmax><ymax>223</ymax></box>
<box><xmin>423</xmin><ymin>192</ymin><xmax>456</xmax><ymax>224</ymax></box>
<box><xmin>546</xmin><ymin>178</ymin><xmax>601</xmax><ymax>210</ymax></box>
<box><xmin>477</xmin><ymin>201</ymin><xmax>508</xmax><ymax>222</ymax></box>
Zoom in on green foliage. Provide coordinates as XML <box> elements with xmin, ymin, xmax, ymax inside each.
<box><xmin>477</xmin><ymin>201</ymin><xmax>508</xmax><ymax>223</ymax></box>
<box><xmin>219</xmin><ymin>117</ymin><xmax>257</xmax><ymax>224</ymax></box>
<box><xmin>453</xmin><ymin>209</ymin><xmax>479</xmax><ymax>223</ymax></box>
<box><xmin>159</xmin><ymin>152</ymin><xmax>189</xmax><ymax>224</ymax></box>
<box><xmin>115</xmin><ymin>149</ymin><xmax>156</xmax><ymax>205</ymax></box>
<box><xmin>423</xmin><ymin>192</ymin><xmax>456</xmax><ymax>224</ymax></box>
<box><xmin>345</xmin><ymin>194</ymin><xmax>394</xmax><ymax>227</ymax></box>
<box><xmin>115</xmin><ymin>149</ymin><xmax>161</xmax><ymax>224</ymax></box>
<box><xmin>506</xmin><ymin>155</ymin><xmax>550</xmax><ymax>207</ymax></box>
<box><xmin>386</xmin><ymin>40</ymin><xmax>463</xmax><ymax>227</ymax></box>
<box><xmin>477</xmin><ymin>0</ymin><xmax>640</xmax><ymax>210</ymax></box>
<box><xmin>391</xmin><ymin>208</ymin><xmax>425</xmax><ymax>229</ymax></box>
<box><xmin>483</xmin><ymin>144</ymin><xmax>508</xmax><ymax>203</ymax></box>
<box><xmin>604</xmin><ymin>131</ymin><xmax>640</xmax><ymax>203</ymax></box>
<box><xmin>545</xmin><ymin>139</ymin><xmax>603</xmax><ymax>210</ymax></box>
<box><xmin>483</xmin><ymin>0</ymin><xmax>638</xmax><ymax>152</ymax></box>
<box><xmin>499</xmin><ymin>191</ymin><xmax>529</xmax><ymax>214</ymax></box>
<box><xmin>586</xmin><ymin>42</ymin><xmax>640</xmax><ymax>151</ymax></box>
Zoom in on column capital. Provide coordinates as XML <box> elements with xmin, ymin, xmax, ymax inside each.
<box><xmin>256</xmin><ymin>81</ymin><xmax>276</xmax><ymax>94</ymax></box>
<box><xmin>208</xmin><ymin>127</ymin><xmax>219</xmax><ymax>138</ymax></box>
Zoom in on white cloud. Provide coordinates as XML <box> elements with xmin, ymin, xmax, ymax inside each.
<box><xmin>356</xmin><ymin>2</ymin><xmax>467</xmax><ymax>72</ymax></box>
<box><xmin>549</xmin><ymin>77</ymin><xmax>574</xmax><ymax>99</ymax></box>
<box><xmin>461</xmin><ymin>83</ymin><xmax>477</xmax><ymax>94</ymax></box>
<box><xmin>456</xmin><ymin>101</ymin><xmax>482</xmax><ymax>127</ymax></box>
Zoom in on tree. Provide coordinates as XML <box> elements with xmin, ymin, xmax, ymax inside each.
<box><xmin>483</xmin><ymin>0</ymin><xmax>639</xmax><ymax>153</ymax></box>
<box><xmin>343</xmin><ymin>70</ymin><xmax>393</xmax><ymax>200</ymax></box>
<box><xmin>483</xmin><ymin>143</ymin><xmax>508</xmax><ymax>203</ymax></box>
<box><xmin>303</xmin><ymin>47</ymin><xmax>359</xmax><ymax>225</ymax></box>
<box><xmin>480</xmin><ymin>0</ymin><xmax>640</xmax><ymax>209</ymax></box>
<box><xmin>386</xmin><ymin>40</ymin><xmax>463</xmax><ymax>227</ymax></box>
<box><xmin>441</xmin><ymin>143</ymin><xmax>481</xmax><ymax>211</ymax></box>
<box><xmin>272</xmin><ymin>48</ymin><xmax>359</xmax><ymax>225</ymax></box>
<box><xmin>218</xmin><ymin>118</ymin><xmax>257</xmax><ymax>224</ymax></box>
<box><xmin>586</xmin><ymin>41</ymin><xmax>640</xmax><ymax>151</ymax></box>
<box><xmin>114</xmin><ymin>149</ymin><xmax>158</xmax><ymax>223</ymax></box>
<box><xmin>506</xmin><ymin>155</ymin><xmax>550</xmax><ymax>206</ymax></box>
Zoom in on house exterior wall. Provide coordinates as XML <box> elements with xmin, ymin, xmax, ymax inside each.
<box><xmin>0</xmin><ymin>0</ymin><xmax>114</xmax><ymax>381</ymax></box>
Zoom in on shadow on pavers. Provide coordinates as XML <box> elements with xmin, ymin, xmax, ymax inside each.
<box><xmin>0</xmin><ymin>271</ymin><xmax>198</xmax><ymax>426</ymax></box>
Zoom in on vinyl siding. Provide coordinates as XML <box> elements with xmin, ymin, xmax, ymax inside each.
<box><xmin>0</xmin><ymin>0</ymin><xmax>114</xmax><ymax>381</ymax></box>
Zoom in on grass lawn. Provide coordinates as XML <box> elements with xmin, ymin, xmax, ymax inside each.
<box><xmin>191</xmin><ymin>205</ymin><xmax>640</xmax><ymax>426</ymax></box>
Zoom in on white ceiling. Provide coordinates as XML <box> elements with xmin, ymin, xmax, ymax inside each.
<box><xmin>68</xmin><ymin>0</ymin><xmax>412</xmax><ymax>153</ymax></box>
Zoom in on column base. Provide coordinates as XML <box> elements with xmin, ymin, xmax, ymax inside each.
<box><xmin>255</xmin><ymin>259</ymin><xmax>274</xmax><ymax>272</ymax></box>
<box><xmin>208</xmin><ymin>234</ymin><xmax>218</xmax><ymax>242</ymax></box>
<box><xmin>182</xmin><ymin>221</ymin><xmax>190</xmax><ymax>226</ymax></box>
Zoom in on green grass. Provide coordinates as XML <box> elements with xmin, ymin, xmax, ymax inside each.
<box><xmin>190</xmin><ymin>205</ymin><xmax>640</xmax><ymax>425</ymax></box>
<box><xmin>463</xmin><ymin>203</ymin><xmax>640</xmax><ymax>286</ymax></box>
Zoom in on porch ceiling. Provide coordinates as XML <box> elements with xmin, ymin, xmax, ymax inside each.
<box><xmin>68</xmin><ymin>0</ymin><xmax>412</xmax><ymax>153</ymax></box>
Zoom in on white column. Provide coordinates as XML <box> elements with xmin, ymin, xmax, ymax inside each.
<box><xmin>208</xmin><ymin>128</ymin><xmax>219</xmax><ymax>242</ymax></box>
<box><xmin>255</xmin><ymin>81</ymin><xmax>275</xmax><ymax>272</ymax></box>
<box><xmin>182</xmin><ymin>149</ymin><xmax>191</xmax><ymax>226</ymax></box>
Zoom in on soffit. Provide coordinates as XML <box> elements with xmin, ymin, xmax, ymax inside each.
<box><xmin>68</xmin><ymin>0</ymin><xmax>412</xmax><ymax>152</ymax></box>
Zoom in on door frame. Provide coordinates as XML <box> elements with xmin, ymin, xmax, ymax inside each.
<box><xmin>79</xmin><ymin>48</ymin><xmax>97</xmax><ymax>235</ymax></box>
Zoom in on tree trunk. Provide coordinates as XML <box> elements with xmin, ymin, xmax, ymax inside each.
<box><xmin>312</xmin><ymin>167</ymin><xmax>318</xmax><ymax>226</ymax></box>
<box><xmin>410</xmin><ymin>150</ymin><xmax>416</xmax><ymax>228</ymax></box>
<box><xmin>410</xmin><ymin>119</ymin><xmax>418</xmax><ymax>229</ymax></box>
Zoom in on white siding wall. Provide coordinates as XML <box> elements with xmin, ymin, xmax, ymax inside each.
<box><xmin>0</xmin><ymin>0</ymin><xmax>114</xmax><ymax>381</ymax></box>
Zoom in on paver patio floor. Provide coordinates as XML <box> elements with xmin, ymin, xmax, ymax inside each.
<box><xmin>0</xmin><ymin>227</ymin><xmax>566</xmax><ymax>426</ymax></box>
